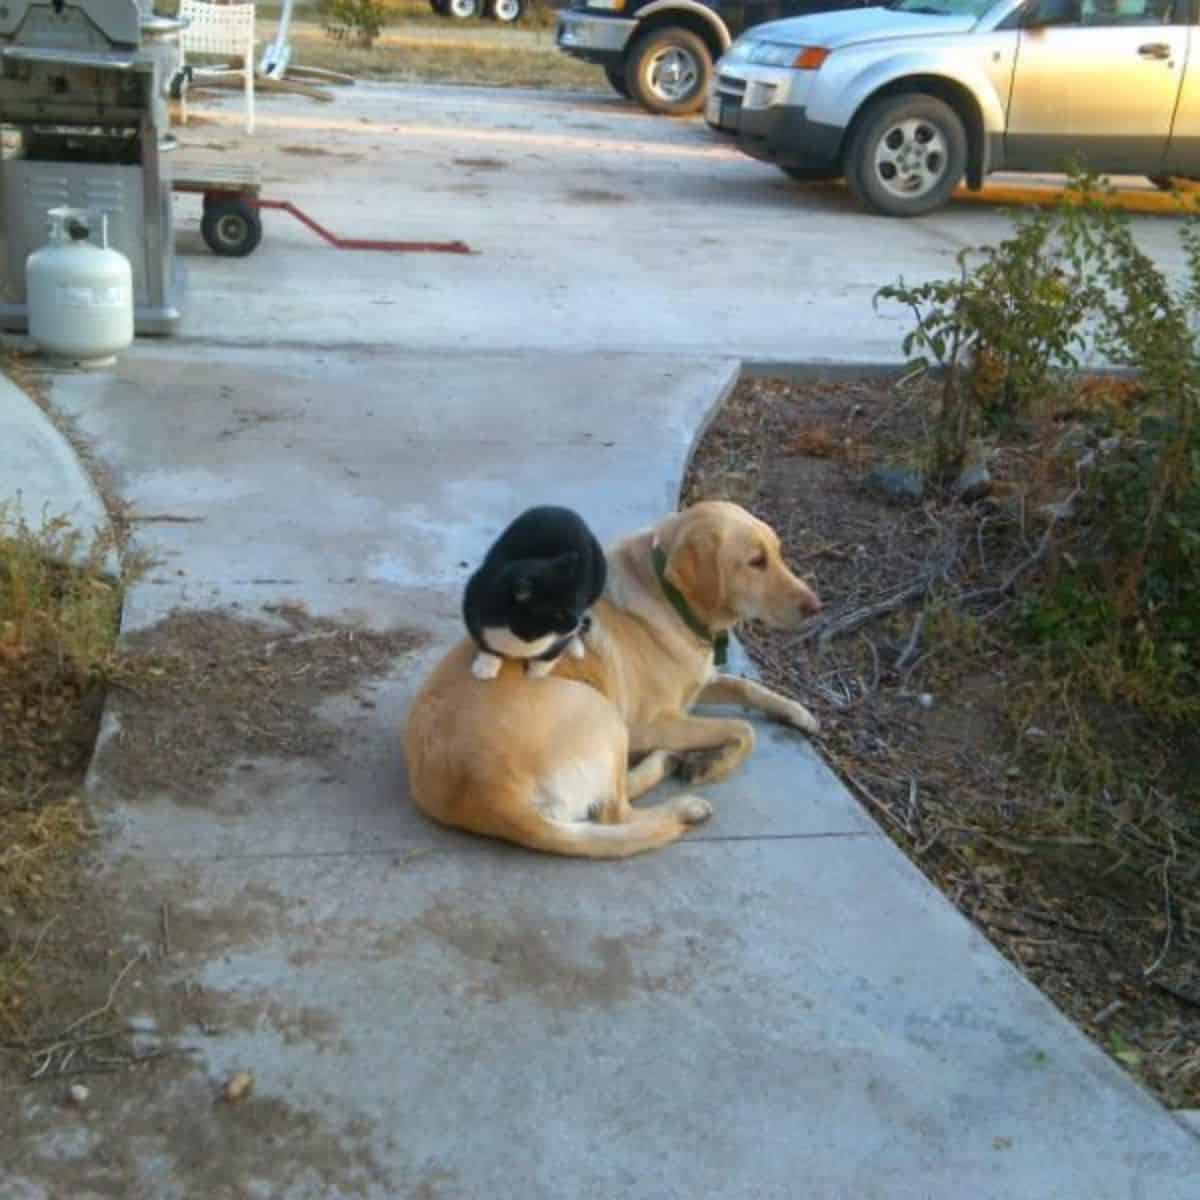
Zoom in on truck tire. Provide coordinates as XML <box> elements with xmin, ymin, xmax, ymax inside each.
<box><xmin>624</xmin><ymin>27</ymin><xmax>713</xmax><ymax>117</ymax></box>
<box><xmin>845</xmin><ymin>93</ymin><xmax>967</xmax><ymax>217</ymax></box>
<box><xmin>605</xmin><ymin>63</ymin><xmax>631</xmax><ymax>99</ymax></box>
<box><xmin>488</xmin><ymin>0</ymin><xmax>525</xmax><ymax>21</ymax></box>
<box><xmin>446</xmin><ymin>0</ymin><xmax>481</xmax><ymax>17</ymax></box>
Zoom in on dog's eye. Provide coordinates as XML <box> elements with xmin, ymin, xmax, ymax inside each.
<box><xmin>749</xmin><ymin>553</ymin><xmax>768</xmax><ymax>570</ymax></box>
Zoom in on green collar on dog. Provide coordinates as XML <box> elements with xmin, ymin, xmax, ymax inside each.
<box><xmin>651</xmin><ymin>543</ymin><xmax>729</xmax><ymax>668</ymax></box>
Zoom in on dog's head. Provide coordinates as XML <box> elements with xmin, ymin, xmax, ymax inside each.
<box><xmin>656</xmin><ymin>501</ymin><xmax>822</xmax><ymax>632</ymax></box>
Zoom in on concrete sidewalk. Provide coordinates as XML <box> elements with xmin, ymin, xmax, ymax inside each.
<box><xmin>0</xmin><ymin>344</ymin><xmax>1194</xmax><ymax>1199</ymax></box>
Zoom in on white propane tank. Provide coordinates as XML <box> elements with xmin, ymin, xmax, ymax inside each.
<box><xmin>27</xmin><ymin>207</ymin><xmax>134</xmax><ymax>368</ymax></box>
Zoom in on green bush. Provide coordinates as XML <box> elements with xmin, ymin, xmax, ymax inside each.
<box><xmin>878</xmin><ymin>175</ymin><xmax>1200</xmax><ymax>715</ymax></box>
<box><xmin>319</xmin><ymin>0</ymin><xmax>389</xmax><ymax>47</ymax></box>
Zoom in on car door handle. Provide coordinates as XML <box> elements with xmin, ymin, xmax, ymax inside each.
<box><xmin>1138</xmin><ymin>43</ymin><xmax>1171</xmax><ymax>59</ymax></box>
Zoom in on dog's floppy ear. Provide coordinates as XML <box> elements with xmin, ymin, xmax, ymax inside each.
<box><xmin>664</xmin><ymin>523</ymin><xmax>723</xmax><ymax>619</ymax></box>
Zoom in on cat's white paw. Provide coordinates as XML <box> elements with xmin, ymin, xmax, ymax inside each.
<box><xmin>525</xmin><ymin>657</ymin><xmax>557</xmax><ymax>679</ymax></box>
<box><xmin>472</xmin><ymin>652</ymin><xmax>502</xmax><ymax>681</ymax></box>
<box><xmin>568</xmin><ymin>634</ymin><xmax>586</xmax><ymax>660</ymax></box>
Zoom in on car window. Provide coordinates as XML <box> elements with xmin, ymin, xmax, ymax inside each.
<box><xmin>886</xmin><ymin>0</ymin><xmax>999</xmax><ymax>15</ymax></box>
<box><xmin>1079</xmin><ymin>0</ymin><xmax>1178</xmax><ymax>23</ymax></box>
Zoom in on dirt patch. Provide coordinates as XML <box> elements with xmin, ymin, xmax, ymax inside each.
<box><xmin>365</xmin><ymin>896</ymin><xmax>711</xmax><ymax>1011</ymax></box>
<box><xmin>564</xmin><ymin>187</ymin><xmax>627</xmax><ymax>206</ymax></box>
<box><xmin>686</xmin><ymin>374</ymin><xmax>1200</xmax><ymax>1109</ymax></box>
<box><xmin>94</xmin><ymin>605</ymin><xmax>427</xmax><ymax>806</ymax></box>
<box><xmin>279</xmin><ymin>144</ymin><xmax>365</xmax><ymax>163</ymax></box>
<box><xmin>451</xmin><ymin>156</ymin><xmax>507</xmax><ymax>171</ymax></box>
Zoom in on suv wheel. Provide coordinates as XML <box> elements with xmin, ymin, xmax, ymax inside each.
<box><xmin>447</xmin><ymin>0</ymin><xmax>481</xmax><ymax>17</ymax></box>
<box><xmin>845</xmin><ymin>94</ymin><xmax>967</xmax><ymax>217</ymax></box>
<box><xmin>605</xmin><ymin>63</ymin><xmax>630</xmax><ymax>99</ymax></box>
<box><xmin>625</xmin><ymin>28</ymin><xmax>712</xmax><ymax>117</ymax></box>
<box><xmin>489</xmin><ymin>0</ymin><xmax>525</xmax><ymax>21</ymax></box>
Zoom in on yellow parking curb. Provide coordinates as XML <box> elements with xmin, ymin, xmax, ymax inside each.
<box><xmin>953</xmin><ymin>181</ymin><xmax>1200</xmax><ymax>215</ymax></box>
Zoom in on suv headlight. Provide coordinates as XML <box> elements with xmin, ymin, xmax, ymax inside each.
<box><xmin>729</xmin><ymin>40</ymin><xmax>830</xmax><ymax>70</ymax></box>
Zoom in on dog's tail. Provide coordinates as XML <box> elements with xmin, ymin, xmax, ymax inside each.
<box><xmin>498</xmin><ymin>797</ymin><xmax>711</xmax><ymax>860</ymax></box>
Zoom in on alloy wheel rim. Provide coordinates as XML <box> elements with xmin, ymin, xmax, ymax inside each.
<box><xmin>874</xmin><ymin>118</ymin><xmax>948</xmax><ymax>200</ymax></box>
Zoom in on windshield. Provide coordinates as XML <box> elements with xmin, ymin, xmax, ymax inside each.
<box><xmin>885</xmin><ymin>0</ymin><xmax>999</xmax><ymax>14</ymax></box>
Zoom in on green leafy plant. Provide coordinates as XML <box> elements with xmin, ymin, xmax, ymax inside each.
<box><xmin>319</xmin><ymin>0</ymin><xmax>389</xmax><ymax>48</ymax></box>
<box><xmin>875</xmin><ymin>205</ymin><xmax>1097</xmax><ymax>484</ymax></box>
<box><xmin>881</xmin><ymin>173</ymin><xmax>1200</xmax><ymax>719</ymax></box>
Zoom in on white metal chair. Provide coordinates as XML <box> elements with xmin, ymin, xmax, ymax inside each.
<box><xmin>176</xmin><ymin>0</ymin><xmax>257</xmax><ymax>135</ymax></box>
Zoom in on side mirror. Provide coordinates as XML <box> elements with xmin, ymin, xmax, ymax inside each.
<box><xmin>1024</xmin><ymin>0</ymin><xmax>1082</xmax><ymax>27</ymax></box>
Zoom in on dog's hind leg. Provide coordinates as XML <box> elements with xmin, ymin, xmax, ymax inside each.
<box><xmin>625</xmin><ymin>750</ymin><xmax>678</xmax><ymax>801</ymax></box>
<box><xmin>630</xmin><ymin>715</ymin><xmax>756</xmax><ymax>786</ymax></box>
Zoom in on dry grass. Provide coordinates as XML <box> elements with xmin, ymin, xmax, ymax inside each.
<box><xmin>288</xmin><ymin>31</ymin><xmax>596</xmax><ymax>87</ymax></box>
<box><xmin>0</xmin><ymin>507</ymin><xmax>123</xmax><ymax>1035</ymax></box>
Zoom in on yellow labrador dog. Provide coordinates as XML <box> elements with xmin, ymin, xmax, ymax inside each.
<box><xmin>404</xmin><ymin>501</ymin><xmax>822</xmax><ymax>858</ymax></box>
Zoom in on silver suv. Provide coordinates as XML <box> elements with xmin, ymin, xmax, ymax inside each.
<box><xmin>707</xmin><ymin>0</ymin><xmax>1200</xmax><ymax>215</ymax></box>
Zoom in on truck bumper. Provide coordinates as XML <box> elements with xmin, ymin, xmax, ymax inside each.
<box><xmin>706</xmin><ymin>74</ymin><xmax>844</xmax><ymax>171</ymax></box>
<box><xmin>556</xmin><ymin>12</ymin><xmax>637</xmax><ymax>65</ymax></box>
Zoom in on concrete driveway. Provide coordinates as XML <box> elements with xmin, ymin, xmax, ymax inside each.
<box><xmin>173</xmin><ymin>80</ymin><xmax>1191</xmax><ymax>361</ymax></box>
<box><xmin>4</xmin><ymin>81</ymin><xmax>1199</xmax><ymax>1199</ymax></box>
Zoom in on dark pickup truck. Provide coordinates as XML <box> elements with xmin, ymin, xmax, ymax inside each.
<box><xmin>556</xmin><ymin>0</ymin><xmax>869</xmax><ymax>116</ymax></box>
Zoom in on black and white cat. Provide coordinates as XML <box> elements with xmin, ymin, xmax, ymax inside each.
<box><xmin>463</xmin><ymin>505</ymin><xmax>607</xmax><ymax>681</ymax></box>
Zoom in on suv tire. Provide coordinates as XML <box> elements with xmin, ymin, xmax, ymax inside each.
<box><xmin>624</xmin><ymin>27</ymin><xmax>713</xmax><ymax>117</ymax></box>
<box><xmin>845</xmin><ymin>93</ymin><xmax>967</xmax><ymax>217</ymax></box>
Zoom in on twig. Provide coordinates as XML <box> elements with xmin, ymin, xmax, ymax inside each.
<box><xmin>896</xmin><ymin>611</ymin><xmax>927</xmax><ymax>672</ymax></box>
<box><xmin>991</xmin><ymin>904</ymin><xmax>1108</xmax><ymax>939</ymax></box>
<box><xmin>1094</xmin><ymin>999</ymin><xmax>1125</xmax><ymax>1024</ymax></box>
<box><xmin>837</xmin><ymin>765</ymin><xmax>907</xmax><ymax>837</ymax></box>
<box><xmin>61</xmin><ymin>950</ymin><xmax>146</xmax><ymax>1037</ymax></box>
<box><xmin>1143</xmin><ymin>833</ymin><xmax>1177</xmax><ymax>979</ymax></box>
<box><xmin>160</xmin><ymin>901</ymin><xmax>171</xmax><ymax>959</ymax></box>
<box><xmin>24</xmin><ymin>1048</ymin><xmax>196</xmax><ymax>1084</ymax></box>
<box><xmin>126</xmin><ymin>513</ymin><xmax>206</xmax><ymax>524</ymax></box>
<box><xmin>807</xmin><ymin>576</ymin><xmax>931</xmax><ymax>649</ymax></box>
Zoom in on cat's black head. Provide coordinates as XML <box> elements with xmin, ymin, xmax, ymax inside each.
<box><xmin>505</xmin><ymin>553</ymin><xmax>583</xmax><ymax>640</ymax></box>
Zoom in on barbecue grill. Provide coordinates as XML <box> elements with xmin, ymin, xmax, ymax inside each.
<box><xmin>0</xmin><ymin>0</ymin><xmax>187</xmax><ymax>334</ymax></box>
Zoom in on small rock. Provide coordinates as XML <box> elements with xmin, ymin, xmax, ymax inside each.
<box><xmin>1098</xmin><ymin>435</ymin><xmax>1122</xmax><ymax>456</ymax></box>
<box><xmin>954</xmin><ymin>461</ymin><xmax>992</xmax><ymax>504</ymax></box>
<box><xmin>864</xmin><ymin>462</ymin><xmax>925</xmax><ymax>504</ymax></box>
<box><xmin>918</xmin><ymin>693</ymin><xmax>935</xmax><ymax>709</ymax></box>
<box><xmin>222</xmin><ymin>1071</ymin><xmax>254</xmax><ymax>1103</ymax></box>
<box><xmin>1075</xmin><ymin>449</ymin><xmax>1097</xmax><ymax>473</ymax></box>
<box><xmin>67</xmin><ymin>1084</ymin><xmax>89</xmax><ymax>1106</ymax></box>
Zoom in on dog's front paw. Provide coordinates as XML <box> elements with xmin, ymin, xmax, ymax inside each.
<box><xmin>525</xmin><ymin>657</ymin><xmax>556</xmax><ymax>679</ymax></box>
<box><xmin>675</xmin><ymin>796</ymin><xmax>713</xmax><ymax>826</ymax></box>
<box><xmin>472</xmin><ymin>652</ymin><xmax>502</xmax><ymax>681</ymax></box>
<box><xmin>567</xmin><ymin>634</ymin><xmax>586</xmax><ymax>660</ymax></box>
<box><xmin>780</xmin><ymin>700</ymin><xmax>821</xmax><ymax>736</ymax></box>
